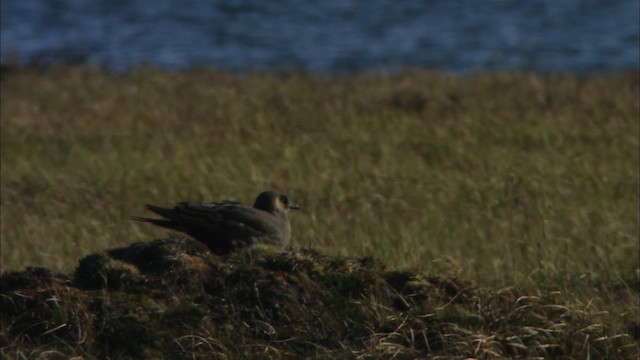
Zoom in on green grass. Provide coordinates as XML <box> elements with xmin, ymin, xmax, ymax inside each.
<box><xmin>1</xmin><ymin>66</ymin><xmax>638</xmax><ymax>342</ymax></box>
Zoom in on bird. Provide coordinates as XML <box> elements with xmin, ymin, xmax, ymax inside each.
<box><xmin>132</xmin><ymin>190</ymin><xmax>299</xmax><ymax>255</ymax></box>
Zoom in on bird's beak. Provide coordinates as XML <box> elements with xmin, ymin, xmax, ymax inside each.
<box><xmin>289</xmin><ymin>203</ymin><xmax>300</xmax><ymax>210</ymax></box>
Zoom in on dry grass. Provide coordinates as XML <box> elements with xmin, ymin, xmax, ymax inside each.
<box><xmin>1</xmin><ymin>239</ymin><xmax>637</xmax><ymax>358</ymax></box>
<box><xmin>1</xmin><ymin>66</ymin><xmax>638</xmax><ymax>354</ymax></box>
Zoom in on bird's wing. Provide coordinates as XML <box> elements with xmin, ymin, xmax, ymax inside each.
<box><xmin>164</xmin><ymin>202</ymin><xmax>278</xmax><ymax>239</ymax></box>
<box><xmin>214</xmin><ymin>204</ymin><xmax>281</xmax><ymax>235</ymax></box>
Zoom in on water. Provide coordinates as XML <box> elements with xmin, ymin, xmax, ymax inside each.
<box><xmin>1</xmin><ymin>0</ymin><xmax>638</xmax><ymax>74</ymax></box>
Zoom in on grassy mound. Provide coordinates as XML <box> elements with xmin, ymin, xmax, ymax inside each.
<box><xmin>1</xmin><ymin>237</ymin><xmax>636</xmax><ymax>359</ymax></box>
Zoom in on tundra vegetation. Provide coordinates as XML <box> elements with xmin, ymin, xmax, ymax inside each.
<box><xmin>1</xmin><ymin>66</ymin><xmax>637</xmax><ymax>358</ymax></box>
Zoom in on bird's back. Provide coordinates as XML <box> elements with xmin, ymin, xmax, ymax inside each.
<box><xmin>135</xmin><ymin>200</ymin><xmax>291</xmax><ymax>254</ymax></box>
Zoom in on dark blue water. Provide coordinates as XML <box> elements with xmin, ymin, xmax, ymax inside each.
<box><xmin>1</xmin><ymin>0</ymin><xmax>638</xmax><ymax>74</ymax></box>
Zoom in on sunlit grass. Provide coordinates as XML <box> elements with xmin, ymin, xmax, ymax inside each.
<box><xmin>1</xmin><ymin>66</ymin><xmax>638</xmax><ymax>337</ymax></box>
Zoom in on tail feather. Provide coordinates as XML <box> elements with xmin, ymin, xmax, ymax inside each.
<box><xmin>144</xmin><ymin>204</ymin><xmax>178</xmax><ymax>220</ymax></box>
<box><xmin>132</xmin><ymin>204</ymin><xmax>182</xmax><ymax>231</ymax></box>
<box><xmin>130</xmin><ymin>216</ymin><xmax>177</xmax><ymax>229</ymax></box>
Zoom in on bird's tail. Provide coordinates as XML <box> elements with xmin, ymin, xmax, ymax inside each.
<box><xmin>130</xmin><ymin>216</ymin><xmax>176</xmax><ymax>228</ymax></box>
<box><xmin>131</xmin><ymin>204</ymin><xmax>180</xmax><ymax>229</ymax></box>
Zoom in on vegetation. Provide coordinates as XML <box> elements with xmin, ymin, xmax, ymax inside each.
<box><xmin>1</xmin><ymin>237</ymin><xmax>637</xmax><ymax>358</ymax></box>
<box><xmin>1</xmin><ymin>66</ymin><xmax>638</xmax><ymax>358</ymax></box>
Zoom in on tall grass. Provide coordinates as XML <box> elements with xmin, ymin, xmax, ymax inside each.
<box><xmin>1</xmin><ymin>67</ymin><xmax>638</xmax><ymax>332</ymax></box>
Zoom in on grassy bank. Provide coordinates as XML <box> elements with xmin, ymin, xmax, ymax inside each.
<box><xmin>1</xmin><ymin>67</ymin><xmax>638</xmax><ymax>344</ymax></box>
<box><xmin>1</xmin><ymin>238</ymin><xmax>637</xmax><ymax>358</ymax></box>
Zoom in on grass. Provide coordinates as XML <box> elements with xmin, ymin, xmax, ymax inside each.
<box><xmin>1</xmin><ymin>238</ymin><xmax>637</xmax><ymax>358</ymax></box>
<box><xmin>1</xmin><ymin>65</ymin><xmax>638</xmax><ymax>356</ymax></box>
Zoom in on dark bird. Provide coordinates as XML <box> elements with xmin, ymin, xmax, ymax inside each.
<box><xmin>132</xmin><ymin>191</ymin><xmax>299</xmax><ymax>255</ymax></box>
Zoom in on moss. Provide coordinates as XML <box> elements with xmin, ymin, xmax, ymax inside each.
<box><xmin>74</xmin><ymin>253</ymin><xmax>141</xmax><ymax>290</ymax></box>
<box><xmin>0</xmin><ymin>267</ymin><xmax>58</xmax><ymax>291</ymax></box>
<box><xmin>1</xmin><ymin>238</ymin><xmax>638</xmax><ymax>358</ymax></box>
<box><xmin>96</xmin><ymin>312</ymin><xmax>162</xmax><ymax>358</ymax></box>
<box><xmin>107</xmin><ymin>237</ymin><xmax>212</xmax><ymax>275</ymax></box>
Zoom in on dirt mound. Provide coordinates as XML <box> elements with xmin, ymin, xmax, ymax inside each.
<box><xmin>1</xmin><ymin>237</ymin><xmax>636</xmax><ymax>359</ymax></box>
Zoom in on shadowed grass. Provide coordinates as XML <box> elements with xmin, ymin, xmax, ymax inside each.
<box><xmin>1</xmin><ymin>238</ymin><xmax>636</xmax><ymax>358</ymax></box>
<box><xmin>1</xmin><ymin>66</ymin><xmax>638</xmax><ymax>348</ymax></box>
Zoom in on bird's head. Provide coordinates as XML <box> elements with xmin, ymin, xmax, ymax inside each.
<box><xmin>254</xmin><ymin>191</ymin><xmax>300</xmax><ymax>214</ymax></box>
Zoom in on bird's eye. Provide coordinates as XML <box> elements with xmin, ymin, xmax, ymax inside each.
<box><xmin>280</xmin><ymin>195</ymin><xmax>288</xmax><ymax>205</ymax></box>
